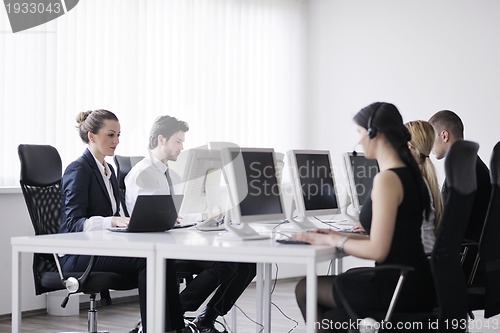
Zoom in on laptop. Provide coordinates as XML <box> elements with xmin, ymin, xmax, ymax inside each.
<box><xmin>171</xmin><ymin>194</ymin><xmax>196</xmax><ymax>228</ymax></box>
<box><xmin>173</xmin><ymin>193</ymin><xmax>197</xmax><ymax>229</ymax></box>
<box><xmin>109</xmin><ymin>195</ymin><xmax>177</xmax><ymax>232</ymax></box>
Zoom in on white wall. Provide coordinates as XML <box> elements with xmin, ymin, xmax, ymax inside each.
<box><xmin>0</xmin><ymin>189</ymin><xmax>46</xmax><ymax>315</ymax></box>
<box><xmin>306</xmin><ymin>0</ymin><xmax>500</xmax><ymax>194</ymax></box>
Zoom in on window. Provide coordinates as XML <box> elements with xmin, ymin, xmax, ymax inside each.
<box><xmin>0</xmin><ymin>0</ymin><xmax>307</xmax><ymax>186</ymax></box>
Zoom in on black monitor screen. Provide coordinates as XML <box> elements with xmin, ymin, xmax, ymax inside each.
<box><xmin>231</xmin><ymin>151</ymin><xmax>283</xmax><ymax>217</ymax></box>
<box><xmin>349</xmin><ymin>155</ymin><xmax>379</xmax><ymax>206</ymax></box>
<box><xmin>295</xmin><ymin>153</ymin><xmax>338</xmax><ymax>211</ymax></box>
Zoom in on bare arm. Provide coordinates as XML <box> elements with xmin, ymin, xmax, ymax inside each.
<box><xmin>294</xmin><ymin>170</ymin><xmax>403</xmax><ymax>262</ymax></box>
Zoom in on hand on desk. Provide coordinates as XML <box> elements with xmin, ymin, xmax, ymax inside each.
<box><xmin>293</xmin><ymin>228</ymin><xmax>343</xmax><ymax>246</ymax></box>
<box><xmin>351</xmin><ymin>223</ymin><xmax>366</xmax><ymax>233</ymax></box>
<box><xmin>112</xmin><ymin>216</ymin><xmax>130</xmax><ymax>228</ymax></box>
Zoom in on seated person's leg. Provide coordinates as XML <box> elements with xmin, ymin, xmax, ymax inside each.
<box><xmin>179</xmin><ymin>260</ymin><xmax>227</xmax><ymax>312</ymax></box>
<box><xmin>295</xmin><ymin>276</ymin><xmax>337</xmax><ymax>321</ymax></box>
<box><xmin>194</xmin><ymin>262</ymin><xmax>256</xmax><ymax>330</ymax></box>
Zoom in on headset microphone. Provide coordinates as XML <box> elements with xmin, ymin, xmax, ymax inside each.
<box><xmin>352</xmin><ymin>133</ymin><xmax>369</xmax><ymax>156</ymax></box>
<box><xmin>352</xmin><ymin>143</ymin><xmax>359</xmax><ymax>156</ymax></box>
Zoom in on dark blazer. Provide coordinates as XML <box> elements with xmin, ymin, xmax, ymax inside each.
<box><xmin>60</xmin><ymin>148</ymin><xmax>120</xmax><ymax>234</ymax></box>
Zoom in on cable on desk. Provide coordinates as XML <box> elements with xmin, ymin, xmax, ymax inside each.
<box><xmin>272</xmin><ymin>219</ymin><xmax>291</xmax><ymax>231</ymax></box>
<box><xmin>314</xmin><ymin>216</ymin><xmax>343</xmax><ymax>229</ymax></box>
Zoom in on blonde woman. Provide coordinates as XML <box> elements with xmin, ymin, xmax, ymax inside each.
<box><xmin>405</xmin><ymin>120</ymin><xmax>443</xmax><ymax>253</ymax></box>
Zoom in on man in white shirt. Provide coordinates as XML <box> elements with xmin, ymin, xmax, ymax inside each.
<box><xmin>125</xmin><ymin>116</ymin><xmax>255</xmax><ymax>333</ymax></box>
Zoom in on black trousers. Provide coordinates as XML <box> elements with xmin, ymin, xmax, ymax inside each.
<box><xmin>61</xmin><ymin>255</ymin><xmax>184</xmax><ymax>333</ymax></box>
<box><xmin>178</xmin><ymin>260</ymin><xmax>256</xmax><ymax>316</ymax></box>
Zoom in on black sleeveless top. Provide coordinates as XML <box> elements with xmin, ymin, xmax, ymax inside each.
<box><xmin>356</xmin><ymin>167</ymin><xmax>435</xmax><ymax>311</ymax></box>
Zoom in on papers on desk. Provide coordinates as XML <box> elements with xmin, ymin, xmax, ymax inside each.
<box><xmin>312</xmin><ymin>213</ymin><xmax>358</xmax><ymax>231</ymax></box>
<box><xmin>327</xmin><ymin>220</ymin><xmax>355</xmax><ymax>231</ymax></box>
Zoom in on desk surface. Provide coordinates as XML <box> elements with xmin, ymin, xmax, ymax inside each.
<box><xmin>12</xmin><ymin>228</ymin><xmax>337</xmax><ymax>260</ymax></box>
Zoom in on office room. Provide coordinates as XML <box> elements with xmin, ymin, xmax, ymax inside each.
<box><xmin>2</xmin><ymin>0</ymin><xmax>500</xmax><ymax>332</ymax></box>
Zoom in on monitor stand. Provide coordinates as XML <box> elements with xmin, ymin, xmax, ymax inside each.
<box><xmin>346</xmin><ymin>204</ymin><xmax>360</xmax><ymax>219</ymax></box>
<box><xmin>223</xmin><ymin>222</ymin><xmax>270</xmax><ymax>240</ymax></box>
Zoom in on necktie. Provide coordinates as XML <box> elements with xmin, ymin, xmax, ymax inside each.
<box><xmin>165</xmin><ymin>169</ymin><xmax>175</xmax><ymax>195</ymax></box>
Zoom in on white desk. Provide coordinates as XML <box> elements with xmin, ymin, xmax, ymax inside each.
<box><xmin>11</xmin><ymin>229</ymin><xmax>341</xmax><ymax>333</ymax></box>
<box><xmin>154</xmin><ymin>229</ymin><xmax>341</xmax><ymax>333</ymax></box>
<box><xmin>11</xmin><ymin>231</ymin><xmax>157</xmax><ymax>333</ymax></box>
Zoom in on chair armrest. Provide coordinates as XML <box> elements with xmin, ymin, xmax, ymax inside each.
<box><xmin>461</xmin><ymin>239</ymin><xmax>479</xmax><ymax>259</ymax></box>
<box><xmin>53</xmin><ymin>253</ymin><xmax>96</xmax><ymax>290</ymax></box>
<box><xmin>58</xmin><ymin>255</ymin><xmax>101</xmax><ymax>308</ymax></box>
<box><xmin>77</xmin><ymin>255</ymin><xmax>96</xmax><ymax>287</ymax></box>
<box><xmin>462</xmin><ymin>239</ymin><xmax>479</xmax><ymax>248</ymax></box>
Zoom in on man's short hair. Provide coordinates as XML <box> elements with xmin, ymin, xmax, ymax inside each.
<box><xmin>429</xmin><ymin>110</ymin><xmax>464</xmax><ymax>139</ymax></box>
<box><xmin>148</xmin><ymin>116</ymin><xmax>189</xmax><ymax>149</ymax></box>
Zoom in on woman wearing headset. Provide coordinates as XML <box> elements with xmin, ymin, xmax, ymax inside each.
<box><xmin>294</xmin><ymin>102</ymin><xmax>436</xmax><ymax>331</ymax></box>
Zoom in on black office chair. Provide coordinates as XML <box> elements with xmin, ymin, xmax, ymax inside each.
<box><xmin>113</xmin><ymin>155</ymin><xmax>145</xmax><ymax>217</ymax></box>
<box><xmin>18</xmin><ymin>144</ymin><xmax>138</xmax><ymax>333</ymax></box>
<box><xmin>468</xmin><ymin>141</ymin><xmax>500</xmax><ymax>319</ymax></box>
<box><xmin>324</xmin><ymin>140</ymin><xmax>478</xmax><ymax>333</ymax></box>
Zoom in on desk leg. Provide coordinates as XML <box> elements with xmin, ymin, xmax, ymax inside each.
<box><xmin>148</xmin><ymin>254</ymin><xmax>159</xmax><ymax>333</ymax></box>
<box><xmin>11</xmin><ymin>247</ymin><xmax>20</xmax><ymax>333</ymax></box>
<box><xmin>334</xmin><ymin>257</ymin><xmax>343</xmax><ymax>275</ymax></box>
<box><xmin>255</xmin><ymin>263</ymin><xmax>272</xmax><ymax>333</ymax></box>
<box><xmin>262</xmin><ymin>263</ymin><xmax>272</xmax><ymax>333</ymax></box>
<box><xmin>306</xmin><ymin>259</ymin><xmax>317</xmax><ymax>333</ymax></box>
<box><xmin>255</xmin><ymin>263</ymin><xmax>264</xmax><ymax>333</ymax></box>
<box><xmin>229</xmin><ymin>306</ymin><xmax>237</xmax><ymax>332</ymax></box>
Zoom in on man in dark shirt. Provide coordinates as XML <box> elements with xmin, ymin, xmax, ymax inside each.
<box><xmin>429</xmin><ymin>110</ymin><xmax>491</xmax><ymax>284</ymax></box>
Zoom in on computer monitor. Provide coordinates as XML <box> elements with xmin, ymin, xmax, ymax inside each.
<box><xmin>342</xmin><ymin>152</ymin><xmax>379</xmax><ymax>215</ymax></box>
<box><xmin>287</xmin><ymin>150</ymin><xmax>341</xmax><ymax>219</ymax></box>
<box><xmin>222</xmin><ymin>147</ymin><xmax>286</xmax><ymax>239</ymax></box>
<box><xmin>169</xmin><ymin>148</ymin><xmax>223</xmax><ymax>219</ymax></box>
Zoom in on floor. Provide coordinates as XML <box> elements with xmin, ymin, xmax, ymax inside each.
<box><xmin>1</xmin><ymin>278</ymin><xmax>499</xmax><ymax>332</ymax></box>
<box><xmin>0</xmin><ymin>278</ymin><xmax>305</xmax><ymax>333</ymax></box>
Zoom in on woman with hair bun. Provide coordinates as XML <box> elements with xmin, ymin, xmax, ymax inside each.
<box><xmin>59</xmin><ymin>109</ymin><xmax>187</xmax><ymax>333</ymax></box>
<box><xmin>294</xmin><ymin>102</ymin><xmax>436</xmax><ymax>331</ymax></box>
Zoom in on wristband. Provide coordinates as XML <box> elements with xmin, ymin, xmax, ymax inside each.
<box><xmin>336</xmin><ymin>236</ymin><xmax>349</xmax><ymax>252</ymax></box>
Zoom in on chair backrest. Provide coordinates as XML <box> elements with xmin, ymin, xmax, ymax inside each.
<box><xmin>113</xmin><ymin>155</ymin><xmax>144</xmax><ymax>217</ymax></box>
<box><xmin>479</xmin><ymin>141</ymin><xmax>500</xmax><ymax>318</ymax></box>
<box><xmin>431</xmin><ymin>140</ymin><xmax>478</xmax><ymax>330</ymax></box>
<box><xmin>18</xmin><ymin>144</ymin><xmax>63</xmax><ymax>294</ymax></box>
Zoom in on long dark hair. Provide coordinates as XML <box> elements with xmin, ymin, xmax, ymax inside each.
<box><xmin>354</xmin><ymin>102</ymin><xmax>431</xmax><ymax>219</ymax></box>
